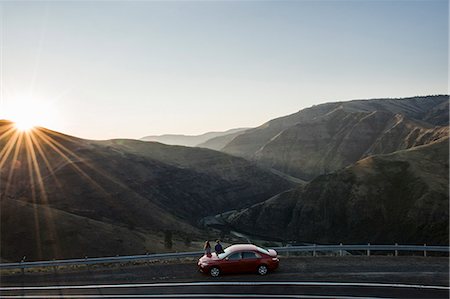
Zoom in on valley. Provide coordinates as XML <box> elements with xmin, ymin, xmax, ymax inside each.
<box><xmin>1</xmin><ymin>95</ymin><xmax>448</xmax><ymax>262</ymax></box>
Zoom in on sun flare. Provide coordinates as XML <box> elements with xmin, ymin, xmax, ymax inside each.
<box><xmin>14</xmin><ymin>120</ymin><xmax>36</xmax><ymax>132</ymax></box>
<box><xmin>2</xmin><ymin>97</ymin><xmax>58</xmax><ymax>132</ymax></box>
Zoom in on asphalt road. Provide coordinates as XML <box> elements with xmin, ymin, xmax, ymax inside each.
<box><xmin>1</xmin><ymin>256</ymin><xmax>448</xmax><ymax>298</ymax></box>
<box><xmin>0</xmin><ymin>281</ymin><xmax>449</xmax><ymax>298</ymax></box>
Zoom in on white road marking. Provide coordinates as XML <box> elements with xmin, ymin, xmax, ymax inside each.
<box><xmin>0</xmin><ymin>281</ymin><xmax>448</xmax><ymax>291</ymax></box>
<box><xmin>0</xmin><ymin>294</ymin><xmax>392</xmax><ymax>299</ymax></box>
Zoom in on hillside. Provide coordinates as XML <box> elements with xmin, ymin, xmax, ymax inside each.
<box><xmin>1</xmin><ymin>198</ymin><xmax>173</xmax><ymax>261</ymax></box>
<box><xmin>0</xmin><ymin>121</ymin><xmax>291</xmax><ymax>261</ymax></box>
<box><xmin>255</xmin><ymin>109</ymin><xmax>448</xmax><ymax>180</ymax></box>
<box><xmin>197</xmin><ymin>129</ymin><xmax>248</xmax><ymax>151</ymax></box>
<box><xmin>226</xmin><ymin>137</ymin><xmax>449</xmax><ymax>245</ymax></box>
<box><xmin>140</xmin><ymin>128</ymin><xmax>248</xmax><ymax>147</ymax></box>
<box><xmin>222</xmin><ymin>95</ymin><xmax>449</xmax><ymax>180</ymax></box>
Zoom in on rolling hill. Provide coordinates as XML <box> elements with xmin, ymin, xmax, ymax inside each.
<box><xmin>0</xmin><ymin>121</ymin><xmax>291</xmax><ymax>261</ymax></box>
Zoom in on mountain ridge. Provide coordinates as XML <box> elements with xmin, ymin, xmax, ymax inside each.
<box><xmin>221</xmin><ymin>95</ymin><xmax>449</xmax><ymax>180</ymax></box>
<box><xmin>140</xmin><ymin>128</ymin><xmax>248</xmax><ymax>147</ymax></box>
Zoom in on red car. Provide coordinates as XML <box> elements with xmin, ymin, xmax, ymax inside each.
<box><xmin>197</xmin><ymin>244</ymin><xmax>279</xmax><ymax>277</ymax></box>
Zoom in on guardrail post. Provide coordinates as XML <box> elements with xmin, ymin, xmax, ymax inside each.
<box><xmin>424</xmin><ymin>244</ymin><xmax>427</xmax><ymax>257</ymax></box>
<box><xmin>313</xmin><ymin>244</ymin><xmax>317</xmax><ymax>257</ymax></box>
<box><xmin>395</xmin><ymin>243</ymin><xmax>398</xmax><ymax>257</ymax></box>
<box><xmin>339</xmin><ymin>243</ymin><xmax>343</xmax><ymax>256</ymax></box>
<box><xmin>367</xmin><ymin>243</ymin><xmax>371</xmax><ymax>256</ymax></box>
<box><xmin>20</xmin><ymin>256</ymin><xmax>26</xmax><ymax>276</ymax></box>
<box><xmin>53</xmin><ymin>258</ymin><xmax>57</xmax><ymax>273</ymax></box>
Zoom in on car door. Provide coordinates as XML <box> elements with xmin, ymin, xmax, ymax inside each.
<box><xmin>241</xmin><ymin>251</ymin><xmax>261</xmax><ymax>272</ymax></box>
<box><xmin>220</xmin><ymin>252</ymin><xmax>242</xmax><ymax>273</ymax></box>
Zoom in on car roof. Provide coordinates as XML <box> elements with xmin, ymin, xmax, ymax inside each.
<box><xmin>226</xmin><ymin>244</ymin><xmax>261</xmax><ymax>252</ymax></box>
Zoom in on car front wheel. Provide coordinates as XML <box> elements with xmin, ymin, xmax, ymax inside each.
<box><xmin>257</xmin><ymin>264</ymin><xmax>268</xmax><ymax>275</ymax></box>
<box><xmin>210</xmin><ymin>267</ymin><xmax>220</xmax><ymax>277</ymax></box>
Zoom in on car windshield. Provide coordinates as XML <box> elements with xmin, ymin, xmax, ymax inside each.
<box><xmin>255</xmin><ymin>246</ymin><xmax>270</xmax><ymax>255</ymax></box>
<box><xmin>217</xmin><ymin>247</ymin><xmax>231</xmax><ymax>259</ymax></box>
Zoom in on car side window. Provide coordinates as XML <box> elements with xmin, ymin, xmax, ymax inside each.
<box><xmin>242</xmin><ymin>251</ymin><xmax>260</xmax><ymax>259</ymax></box>
<box><xmin>227</xmin><ymin>252</ymin><xmax>241</xmax><ymax>260</ymax></box>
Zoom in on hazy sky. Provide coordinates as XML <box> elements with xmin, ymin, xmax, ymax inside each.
<box><xmin>0</xmin><ymin>0</ymin><xmax>448</xmax><ymax>140</ymax></box>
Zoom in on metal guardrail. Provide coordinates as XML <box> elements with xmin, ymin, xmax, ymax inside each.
<box><xmin>275</xmin><ymin>243</ymin><xmax>450</xmax><ymax>257</ymax></box>
<box><xmin>0</xmin><ymin>244</ymin><xmax>448</xmax><ymax>270</ymax></box>
<box><xmin>0</xmin><ymin>251</ymin><xmax>203</xmax><ymax>270</ymax></box>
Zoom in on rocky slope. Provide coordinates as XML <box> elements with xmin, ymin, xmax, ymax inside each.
<box><xmin>226</xmin><ymin>137</ymin><xmax>449</xmax><ymax>245</ymax></box>
<box><xmin>222</xmin><ymin>95</ymin><xmax>449</xmax><ymax>180</ymax></box>
<box><xmin>255</xmin><ymin>109</ymin><xmax>448</xmax><ymax>180</ymax></box>
<box><xmin>0</xmin><ymin>121</ymin><xmax>291</xmax><ymax>261</ymax></box>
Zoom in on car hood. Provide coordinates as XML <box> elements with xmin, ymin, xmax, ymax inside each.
<box><xmin>268</xmin><ymin>249</ymin><xmax>277</xmax><ymax>257</ymax></box>
<box><xmin>198</xmin><ymin>253</ymin><xmax>221</xmax><ymax>263</ymax></box>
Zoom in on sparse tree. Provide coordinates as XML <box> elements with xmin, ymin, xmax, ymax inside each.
<box><xmin>164</xmin><ymin>230</ymin><xmax>173</xmax><ymax>249</ymax></box>
<box><xmin>184</xmin><ymin>236</ymin><xmax>191</xmax><ymax>247</ymax></box>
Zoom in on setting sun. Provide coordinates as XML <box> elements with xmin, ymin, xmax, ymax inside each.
<box><xmin>14</xmin><ymin>119</ymin><xmax>35</xmax><ymax>132</ymax></box>
<box><xmin>1</xmin><ymin>97</ymin><xmax>58</xmax><ymax>132</ymax></box>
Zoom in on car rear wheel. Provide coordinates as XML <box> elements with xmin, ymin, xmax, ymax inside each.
<box><xmin>257</xmin><ymin>264</ymin><xmax>268</xmax><ymax>275</ymax></box>
<box><xmin>210</xmin><ymin>267</ymin><xmax>220</xmax><ymax>277</ymax></box>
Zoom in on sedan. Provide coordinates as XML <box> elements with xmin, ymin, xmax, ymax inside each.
<box><xmin>197</xmin><ymin>244</ymin><xmax>279</xmax><ymax>277</ymax></box>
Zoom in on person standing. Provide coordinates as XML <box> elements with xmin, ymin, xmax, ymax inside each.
<box><xmin>214</xmin><ymin>240</ymin><xmax>224</xmax><ymax>255</ymax></box>
<box><xmin>204</xmin><ymin>241</ymin><xmax>212</xmax><ymax>256</ymax></box>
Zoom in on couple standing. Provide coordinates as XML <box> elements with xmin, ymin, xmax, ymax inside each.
<box><xmin>204</xmin><ymin>240</ymin><xmax>224</xmax><ymax>256</ymax></box>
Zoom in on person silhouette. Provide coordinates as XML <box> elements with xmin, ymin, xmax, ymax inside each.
<box><xmin>204</xmin><ymin>240</ymin><xmax>212</xmax><ymax>257</ymax></box>
<box><xmin>214</xmin><ymin>239</ymin><xmax>224</xmax><ymax>255</ymax></box>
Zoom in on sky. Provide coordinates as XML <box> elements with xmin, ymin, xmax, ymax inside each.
<box><xmin>0</xmin><ymin>0</ymin><xmax>448</xmax><ymax>140</ymax></box>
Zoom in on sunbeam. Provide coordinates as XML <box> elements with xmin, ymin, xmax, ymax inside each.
<box><xmin>0</xmin><ymin>124</ymin><xmax>110</xmax><ymax>260</ymax></box>
<box><xmin>33</xmin><ymin>129</ymin><xmax>109</xmax><ymax>194</ymax></box>
<box><xmin>2</xmin><ymin>131</ymin><xmax>23</xmax><ymax>197</ymax></box>
<box><xmin>24</xmin><ymin>130</ymin><xmax>43</xmax><ymax>259</ymax></box>
<box><xmin>0</xmin><ymin>130</ymin><xmax>21</xmax><ymax>170</ymax></box>
<box><xmin>28</xmin><ymin>131</ymin><xmax>64</xmax><ymax>191</ymax></box>
<box><xmin>0</xmin><ymin>122</ymin><xmax>164</xmax><ymax>260</ymax></box>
